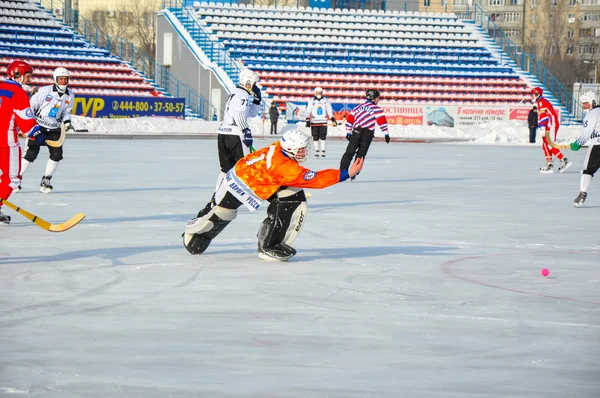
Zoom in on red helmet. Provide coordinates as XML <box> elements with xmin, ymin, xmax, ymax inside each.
<box><xmin>6</xmin><ymin>60</ymin><xmax>33</xmax><ymax>79</ymax></box>
<box><xmin>531</xmin><ymin>87</ymin><xmax>543</xmax><ymax>97</ymax></box>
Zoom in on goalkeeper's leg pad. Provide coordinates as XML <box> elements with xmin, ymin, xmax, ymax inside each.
<box><xmin>183</xmin><ymin>206</ymin><xmax>237</xmax><ymax>255</ymax></box>
<box><xmin>257</xmin><ymin>188</ymin><xmax>307</xmax><ymax>255</ymax></box>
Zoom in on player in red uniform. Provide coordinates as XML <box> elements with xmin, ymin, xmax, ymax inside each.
<box><xmin>0</xmin><ymin>60</ymin><xmax>41</xmax><ymax>225</ymax></box>
<box><xmin>183</xmin><ymin>130</ymin><xmax>363</xmax><ymax>261</ymax></box>
<box><xmin>532</xmin><ymin>87</ymin><xmax>572</xmax><ymax>173</ymax></box>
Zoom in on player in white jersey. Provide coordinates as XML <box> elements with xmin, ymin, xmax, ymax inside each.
<box><xmin>18</xmin><ymin>67</ymin><xmax>75</xmax><ymax>193</ymax></box>
<box><xmin>570</xmin><ymin>92</ymin><xmax>600</xmax><ymax>207</ymax></box>
<box><xmin>304</xmin><ymin>87</ymin><xmax>336</xmax><ymax>158</ymax></box>
<box><xmin>196</xmin><ymin>69</ymin><xmax>261</xmax><ymax>216</ymax></box>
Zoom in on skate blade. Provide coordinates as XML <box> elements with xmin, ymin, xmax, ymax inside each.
<box><xmin>258</xmin><ymin>252</ymin><xmax>290</xmax><ymax>262</ymax></box>
<box><xmin>539</xmin><ymin>170</ymin><xmax>554</xmax><ymax>174</ymax></box>
<box><xmin>574</xmin><ymin>202</ymin><xmax>584</xmax><ymax>208</ymax></box>
<box><xmin>39</xmin><ymin>187</ymin><xmax>52</xmax><ymax>194</ymax></box>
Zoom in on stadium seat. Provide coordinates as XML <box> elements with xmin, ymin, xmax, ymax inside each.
<box><xmin>186</xmin><ymin>2</ymin><xmax>527</xmax><ymax>106</ymax></box>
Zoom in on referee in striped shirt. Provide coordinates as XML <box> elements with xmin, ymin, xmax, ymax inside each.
<box><xmin>341</xmin><ymin>89</ymin><xmax>390</xmax><ymax>180</ymax></box>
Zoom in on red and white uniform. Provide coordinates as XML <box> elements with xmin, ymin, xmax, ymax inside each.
<box><xmin>536</xmin><ymin>96</ymin><xmax>560</xmax><ymax>134</ymax></box>
<box><xmin>0</xmin><ymin>79</ymin><xmax>38</xmax><ymax>202</ymax></box>
<box><xmin>536</xmin><ymin>95</ymin><xmax>564</xmax><ymax>161</ymax></box>
<box><xmin>345</xmin><ymin>100</ymin><xmax>389</xmax><ymax>133</ymax></box>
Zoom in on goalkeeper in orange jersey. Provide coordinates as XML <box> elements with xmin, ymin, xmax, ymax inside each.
<box><xmin>183</xmin><ymin>130</ymin><xmax>363</xmax><ymax>261</ymax></box>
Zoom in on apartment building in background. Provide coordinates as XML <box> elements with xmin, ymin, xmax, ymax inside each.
<box><xmin>59</xmin><ymin>0</ymin><xmax>161</xmax><ymax>58</ymax></box>
<box><xmin>418</xmin><ymin>0</ymin><xmax>600</xmax><ymax>83</ymax></box>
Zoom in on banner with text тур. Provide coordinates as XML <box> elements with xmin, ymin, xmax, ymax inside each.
<box><xmin>73</xmin><ymin>95</ymin><xmax>186</xmax><ymax>119</ymax></box>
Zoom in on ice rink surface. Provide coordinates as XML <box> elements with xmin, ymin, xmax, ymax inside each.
<box><xmin>1</xmin><ymin>138</ymin><xmax>598</xmax><ymax>398</ymax></box>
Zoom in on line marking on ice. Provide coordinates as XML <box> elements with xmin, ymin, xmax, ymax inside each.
<box><xmin>413</xmin><ymin>313</ymin><xmax>599</xmax><ymax>329</ymax></box>
<box><xmin>441</xmin><ymin>252</ymin><xmax>600</xmax><ymax>305</ymax></box>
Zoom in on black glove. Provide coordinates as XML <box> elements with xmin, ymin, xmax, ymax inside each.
<box><xmin>331</xmin><ymin>117</ymin><xmax>337</xmax><ymax>127</ymax></box>
<box><xmin>305</xmin><ymin>119</ymin><xmax>311</xmax><ymax>128</ymax></box>
<box><xmin>385</xmin><ymin>134</ymin><xmax>390</xmax><ymax>144</ymax></box>
<box><xmin>346</xmin><ymin>132</ymin><xmax>352</xmax><ymax>141</ymax></box>
<box><xmin>242</xmin><ymin>128</ymin><xmax>253</xmax><ymax>148</ymax></box>
<box><xmin>65</xmin><ymin>122</ymin><xmax>75</xmax><ymax>133</ymax></box>
<box><xmin>251</xmin><ymin>84</ymin><xmax>261</xmax><ymax>105</ymax></box>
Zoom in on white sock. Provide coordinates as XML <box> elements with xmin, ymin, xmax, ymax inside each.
<box><xmin>312</xmin><ymin>140</ymin><xmax>319</xmax><ymax>153</ymax></box>
<box><xmin>580</xmin><ymin>174</ymin><xmax>592</xmax><ymax>192</ymax></box>
<box><xmin>20</xmin><ymin>158</ymin><xmax>31</xmax><ymax>176</ymax></box>
<box><xmin>320</xmin><ymin>140</ymin><xmax>326</xmax><ymax>153</ymax></box>
<box><xmin>215</xmin><ymin>171</ymin><xmax>226</xmax><ymax>192</ymax></box>
<box><xmin>44</xmin><ymin>160</ymin><xmax>59</xmax><ymax>177</ymax></box>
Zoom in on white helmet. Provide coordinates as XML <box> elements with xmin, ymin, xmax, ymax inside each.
<box><xmin>238</xmin><ymin>68</ymin><xmax>259</xmax><ymax>91</ymax></box>
<box><xmin>53</xmin><ymin>67</ymin><xmax>69</xmax><ymax>92</ymax></box>
<box><xmin>280</xmin><ymin>130</ymin><xmax>311</xmax><ymax>163</ymax></box>
<box><xmin>580</xmin><ymin>91</ymin><xmax>595</xmax><ymax>105</ymax></box>
<box><xmin>314</xmin><ymin>87</ymin><xmax>323</xmax><ymax>98</ymax></box>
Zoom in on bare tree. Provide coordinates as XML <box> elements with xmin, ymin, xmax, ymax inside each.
<box><xmin>84</xmin><ymin>0</ymin><xmax>160</xmax><ymax>60</ymax></box>
<box><xmin>87</xmin><ymin>8</ymin><xmax>130</xmax><ymax>45</ymax></box>
<box><xmin>118</xmin><ymin>0</ymin><xmax>160</xmax><ymax>59</ymax></box>
<box><xmin>523</xmin><ymin>0</ymin><xmax>600</xmax><ymax>88</ymax></box>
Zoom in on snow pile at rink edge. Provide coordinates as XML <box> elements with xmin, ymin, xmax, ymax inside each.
<box><xmin>69</xmin><ymin>115</ymin><xmax>583</xmax><ymax>146</ymax></box>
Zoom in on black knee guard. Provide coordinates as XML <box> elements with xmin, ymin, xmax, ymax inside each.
<box><xmin>24</xmin><ymin>141</ymin><xmax>41</xmax><ymax>162</ymax></box>
<box><xmin>257</xmin><ymin>189</ymin><xmax>307</xmax><ymax>258</ymax></box>
<box><xmin>49</xmin><ymin>146</ymin><xmax>63</xmax><ymax>162</ymax></box>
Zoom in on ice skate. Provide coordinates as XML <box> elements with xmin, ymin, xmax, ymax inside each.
<box><xmin>314</xmin><ymin>150</ymin><xmax>321</xmax><ymax>159</ymax></box>
<box><xmin>573</xmin><ymin>191</ymin><xmax>587</xmax><ymax>208</ymax></box>
<box><xmin>39</xmin><ymin>175</ymin><xmax>53</xmax><ymax>193</ymax></box>
<box><xmin>0</xmin><ymin>210</ymin><xmax>10</xmax><ymax>225</ymax></box>
<box><xmin>320</xmin><ymin>150</ymin><xmax>326</xmax><ymax>158</ymax></box>
<box><xmin>558</xmin><ymin>158</ymin><xmax>572</xmax><ymax>173</ymax></box>
<box><xmin>258</xmin><ymin>243</ymin><xmax>297</xmax><ymax>262</ymax></box>
<box><xmin>539</xmin><ymin>163</ymin><xmax>554</xmax><ymax>174</ymax></box>
<box><xmin>14</xmin><ymin>184</ymin><xmax>21</xmax><ymax>193</ymax></box>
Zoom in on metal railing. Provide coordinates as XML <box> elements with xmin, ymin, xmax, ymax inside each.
<box><xmin>461</xmin><ymin>3</ymin><xmax>582</xmax><ymax>120</ymax></box>
<box><xmin>34</xmin><ymin>0</ymin><xmax>217</xmax><ymax>119</ymax></box>
<box><xmin>179</xmin><ymin>0</ymin><xmax>387</xmax><ymax>10</ymax></box>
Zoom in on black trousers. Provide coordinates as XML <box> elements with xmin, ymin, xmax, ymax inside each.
<box><xmin>217</xmin><ymin>134</ymin><xmax>245</xmax><ymax>173</ymax></box>
<box><xmin>340</xmin><ymin>127</ymin><xmax>375</xmax><ymax>170</ymax></box>
<box><xmin>24</xmin><ymin>126</ymin><xmax>63</xmax><ymax>162</ymax></box>
<box><xmin>529</xmin><ymin>127</ymin><xmax>537</xmax><ymax>143</ymax></box>
<box><xmin>311</xmin><ymin>125</ymin><xmax>327</xmax><ymax>141</ymax></box>
<box><xmin>270</xmin><ymin>120</ymin><xmax>278</xmax><ymax>135</ymax></box>
<box><xmin>583</xmin><ymin>145</ymin><xmax>600</xmax><ymax>176</ymax></box>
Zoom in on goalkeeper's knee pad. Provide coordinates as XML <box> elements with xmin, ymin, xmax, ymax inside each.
<box><xmin>257</xmin><ymin>188</ymin><xmax>307</xmax><ymax>252</ymax></box>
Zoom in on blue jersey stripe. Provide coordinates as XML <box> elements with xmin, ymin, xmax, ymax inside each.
<box><xmin>0</xmin><ymin>89</ymin><xmax>15</xmax><ymax>98</ymax></box>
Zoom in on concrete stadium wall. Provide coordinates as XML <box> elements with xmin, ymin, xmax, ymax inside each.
<box><xmin>156</xmin><ymin>14</ymin><xmax>229</xmax><ymax>120</ymax></box>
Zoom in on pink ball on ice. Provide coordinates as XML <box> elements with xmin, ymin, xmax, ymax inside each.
<box><xmin>541</xmin><ymin>268</ymin><xmax>550</xmax><ymax>277</ymax></box>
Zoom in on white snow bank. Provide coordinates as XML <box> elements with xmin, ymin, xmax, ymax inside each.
<box><xmin>70</xmin><ymin>116</ymin><xmax>582</xmax><ymax>146</ymax></box>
